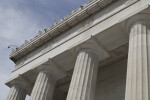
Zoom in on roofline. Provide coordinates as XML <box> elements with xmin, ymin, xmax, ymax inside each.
<box><xmin>10</xmin><ymin>0</ymin><xmax>117</xmax><ymax>62</ymax></box>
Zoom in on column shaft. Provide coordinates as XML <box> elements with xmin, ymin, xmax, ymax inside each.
<box><xmin>125</xmin><ymin>20</ymin><xmax>150</xmax><ymax>100</ymax></box>
<box><xmin>30</xmin><ymin>70</ymin><xmax>56</xmax><ymax>100</ymax></box>
<box><xmin>6</xmin><ymin>85</ymin><xmax>26</xmax><ymax>100</ymax></box>
<box><xmin>66</xmin><ymin>49</ymin><xmax>98</xmax><ymax>100</ymax></box>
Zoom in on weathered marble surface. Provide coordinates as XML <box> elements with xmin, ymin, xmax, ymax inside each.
<box><xmin>125</xmin><ymin>14</ymin><xmax>150</xmax><ymax>100</ymax></box>
<box><xmin>30</xmin><ymin>68</ymin><xmax>56</xmax><ymax>100</ymax></box>
<box><xmin>5</xmin><ymin>0</ymin><xmax>150</xmax><ymax>100</ymax></box>
<box><xmin>6</xmin><ymin>85</ymin><xmax>26</xmax><ymax>100</ymax></box>
<box><xmin>66</xmin><ymin>49</ymin><xmax>99</xmax><ymax>100</ymax></box>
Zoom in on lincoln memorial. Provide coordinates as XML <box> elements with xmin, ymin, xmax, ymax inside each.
<box><xmin>5</xmin><ymin>0</ymin><xmax>150</xmax><ymax>100</ymax></box>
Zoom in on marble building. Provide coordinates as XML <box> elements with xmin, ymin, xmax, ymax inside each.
<box><xmin>5</xmin><ymin>0</ymin><xmax>150</xmax><ymax>100</ymax></box>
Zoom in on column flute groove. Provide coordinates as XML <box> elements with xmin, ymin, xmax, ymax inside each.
<box><xmin>30</xmin><ymin>69</ymin><xmax>56</xmax><ymax>100</ymax></box>
<box><xmin>125</xmin><ymin>14</ymin><xmax>150</xmax><ymax>100</ymax></box>
<box><xmin>6</xmin><ymin>85</ymin><xmax>26</xmax><ymax>100</ymax></box>
<box><xmin>66</xmin><ymin>49</ymin><xmax>99</xmax><ymax>100</ymax></box>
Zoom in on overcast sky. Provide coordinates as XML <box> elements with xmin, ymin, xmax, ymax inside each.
<box><xmin>0</xmin><ymin>0</ymin><xmax>89</xmax><ymax>99</ymax></box>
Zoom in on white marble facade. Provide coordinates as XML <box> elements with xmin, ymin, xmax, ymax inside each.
<box><xmin>5</xmin><ymin>0</ymin><xmax>150</xmax><ymax>100</ymax></box>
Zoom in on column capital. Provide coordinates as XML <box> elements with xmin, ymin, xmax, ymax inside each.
<box><xmin>9</xmin><ymin>80</ymin><xmax>24</xmax><ymax>88</ymax></box>
<box><xmin>37</xmin><ymin>65</ymin><xmax>53</xmax><ymax>73</ymax></box>
<box><xmin>73</xmin><ymin>41</ymin><xmax>109</xmax><ymax>61</ymax></box>
<box><xmin>37</xmin><ymin>59</ymin><xmax>67</xmax><ymax>80</ymax></box>
<box><xmin>8</xmin><ymin>75</ymin><xmax>33</xmax><ymax>95</ymax></box>
<box><xmin>126</xmin><ymin>13</ymin><xmax>150</xmax><ymax>33</ymax></box>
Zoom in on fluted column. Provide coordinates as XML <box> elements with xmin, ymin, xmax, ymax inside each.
<box><xmin>29</xmin><ymin>67</ymin><xmax>56</xmax><ymax>100</ymax></box>
<box><xmin>125</xmin><ymin>14</ymin><xmax>150</xmax><ymax>100</ymax></box>
<box><xmin>66</xmin><ymin>49</ymin><xmax>99</xmax><ymax>100</ymax></box>
<box><xmin>6</xmin><ymin>85</ymin><xmax>26</xmax><ymax>100</ymax></box>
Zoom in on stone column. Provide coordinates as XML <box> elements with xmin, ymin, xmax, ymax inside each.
<box><xmin>66</xmin><ymin>49</ymin><xmax>99</xmax><ymax>100</ymax></box>
<box><xmin>29</xmin><ymin>67</ymin><xmax>56</xmax><ymax>100</ymax></box>
<box><xmin>6</xmin><ymin>84</ymin><xmax>26</xmax><ymax>100</ymax></box>
<box><xmin>125</xmin><ymin>14</ymin><xmax>150</xmax><ymax>100</ymax></box>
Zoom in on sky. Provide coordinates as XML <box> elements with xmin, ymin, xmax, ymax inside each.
<box><xmin>0</xmin><ymin>0</ymin><xmax>89</xmax><ymax>100</ymax></box>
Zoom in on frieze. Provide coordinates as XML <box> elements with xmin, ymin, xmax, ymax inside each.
<box><xmin>77</xmin><ymin>17</ymin><xmax>94</xmax><ymax>33</ymax></box>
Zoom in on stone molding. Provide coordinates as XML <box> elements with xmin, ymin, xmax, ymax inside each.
<box><xmin>10</xmin><ymin>0</ymin><xmax>117</xmax><ymax>62</ymax></box>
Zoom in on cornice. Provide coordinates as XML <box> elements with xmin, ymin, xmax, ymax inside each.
<box><xmin>10</xmin><ymin>0</ymin><xmax>117</xmax><ymax>62</ymax></box>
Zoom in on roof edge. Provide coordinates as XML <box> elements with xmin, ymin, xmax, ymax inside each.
<box><xmin>10</xmin><ymin>0</ymin><xmax>117</xmax><ymax>62</ymax></box>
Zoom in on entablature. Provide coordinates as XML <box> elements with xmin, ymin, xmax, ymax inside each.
<box><xmin>13</xmin><ymin>0</ymin><xmax>142</xmax><ymax>72</ymax></box>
